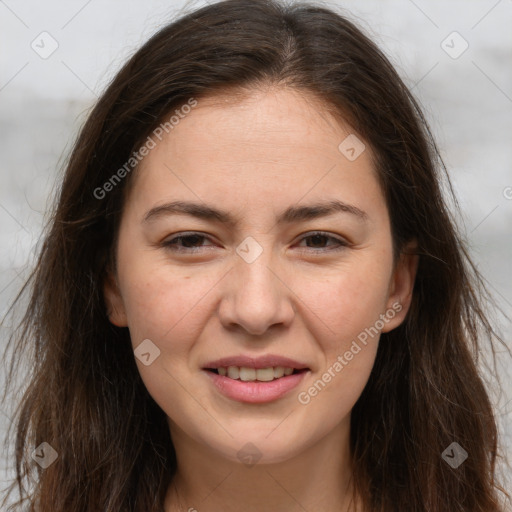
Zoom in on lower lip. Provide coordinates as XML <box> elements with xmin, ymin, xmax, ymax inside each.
<box><xmin>203</xmin><ymin>369</ymin><xmax>309</xmax><ymax>403</ymax></box>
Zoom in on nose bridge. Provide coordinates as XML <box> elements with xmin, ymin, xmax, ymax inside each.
<box><xmin>218</xmin><ymin>236</ymin><xmax>295</xmax><ymax>335</ymax></box>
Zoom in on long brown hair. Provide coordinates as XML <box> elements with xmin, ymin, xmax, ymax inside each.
<box><xmin>1</xmin><ymin>0</ymin><xmax>510</xmax><ymax>510</ymax></box>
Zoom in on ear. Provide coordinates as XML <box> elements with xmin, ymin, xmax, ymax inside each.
<box><xmin>103</xmin><ymin>269</ymin><xmax>128</xmax><ymax>327</ymax></box>
<box><xmin>381</xmin><ymin>240</ymin><xmax>418</xmax><ymax>333</ymax></box>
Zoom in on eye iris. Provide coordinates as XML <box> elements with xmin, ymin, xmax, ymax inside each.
<box><xmin>181</xmin><ymin>235</ymin><xmax>204</xmax><ymax>248</ymax></box>
<box><xmin>307</xmin><ymin>234</ymin><xmax>329</xmax><ymax>248</ymax></box>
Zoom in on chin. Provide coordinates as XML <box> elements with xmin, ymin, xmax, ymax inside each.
<box><xmin>203</xmin><ymin>430</ymin><xmax>305</xmax><ymax>466</ymax></box>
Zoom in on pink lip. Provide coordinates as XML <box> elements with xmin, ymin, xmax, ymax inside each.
<box><xmin>203</xmin><ymin>354</ymin><xmax>310</xmax><ymax>370</ymax></box>
<box><xmin>204</xmin><ymin>369</ymin><xmax>309</xmax><ymax>403</ymax></box>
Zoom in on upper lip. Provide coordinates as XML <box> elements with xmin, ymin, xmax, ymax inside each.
<box><xmin>203</xmin><ymin>355</ymin><xmax>310</xmax><ymax>370</ymax></box>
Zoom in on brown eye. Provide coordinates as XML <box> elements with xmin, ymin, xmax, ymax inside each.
<box><xmin>296</xmin><ymin>232</ymin><xmax>348</xmax><ymax>252</ymax></box>
<box><xmin>162</xmin><ymin>233</ymin><xmax>214</xmax><ymax>252</ymax></box>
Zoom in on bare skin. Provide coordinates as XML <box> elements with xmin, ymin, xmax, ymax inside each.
<box><xmin>104</xmin><ymin>86</ymin><xmax>418</xmax><ymax>512</ymax></box>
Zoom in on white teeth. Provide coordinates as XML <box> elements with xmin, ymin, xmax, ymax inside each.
<box><xmin>273</xmin><ymin>366</ymin><xmax>285</xmax><ymax>378</ymax></box>
<box><xmin>227</xmin><ymin>366</ymin><xmax>239</xmax><ymax>379</ymax></box>
<box><xmin>215</xmin><ymin>365</ymin><xmax>301</xmax><ymax>381</ymax></box>
<box><xmin>239</xmin><ymin>367</ymin><xmax>256</xmax><ymax>381</ymax></box>
<box><xmin>256</xmin><ymin>367</ymin><xmax>275</xmax><ymax>381</ymax></box>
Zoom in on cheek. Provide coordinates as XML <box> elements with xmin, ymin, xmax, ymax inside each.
<box><xmin>296</xmin><ymin>270</ymin><xmax>384</xmax><ymax>420</ymax></box>
<box><xmin>119</xmin><ymin>247</ymin><xmax>392</xmax><ymax>367</ymax></box>
<box><xmin>119</xmin><ymin>270</ymin><xmax>217</xmax><ymax>350</ymax></box>
<box><xmin>290</xmin><ymin>256</ymin><xmax>390</xmax><ymax>409</ymax></box>
<box><xmin>118</xmin><ymin>271</ymin><xmax>218</xmax><ymax>417</ymax></box>
<box><xmin>294</xmin><ymin>261</ymin><xmax>392</xmax><ymax>347</ymax></box>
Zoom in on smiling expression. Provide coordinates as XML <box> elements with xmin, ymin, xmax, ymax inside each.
<box><xmin>104</xmin><ymin>86</ymin><xmax>417</xmax><ymax>464</ymax></box>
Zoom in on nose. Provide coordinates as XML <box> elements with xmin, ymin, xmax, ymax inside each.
<box><xmin>217</xmin><ymin>248</ymin><xmax>296</xmax><ymax>336</ymax></box>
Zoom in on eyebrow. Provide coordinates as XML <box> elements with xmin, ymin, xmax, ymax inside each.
<box><xmin>142</xmin><ymin>199</ymin><xmax>369</xmax><ymax>226</ymax></box>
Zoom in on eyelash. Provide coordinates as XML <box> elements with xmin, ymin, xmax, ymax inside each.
<box><xmin>161</xmin><ymin>231</ymin><xmax>349</xmax><ymax>254</ymax></box>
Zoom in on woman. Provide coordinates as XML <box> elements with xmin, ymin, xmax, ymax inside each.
<box><xmin>2</xmin><ymin>0</ymin><xmax>510</xmax><ymax>510</ymax></box>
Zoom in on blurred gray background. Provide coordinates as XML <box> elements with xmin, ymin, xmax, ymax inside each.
<box><xmin>1</xmin><ymin>0</ymin><xmax>511</xmax><ymax>503</ymax></box>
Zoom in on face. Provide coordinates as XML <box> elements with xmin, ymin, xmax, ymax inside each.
<box><xmin>104</xmin><ymin>87</ymin><xmax>417</xmax><ymax>465</ymax></box>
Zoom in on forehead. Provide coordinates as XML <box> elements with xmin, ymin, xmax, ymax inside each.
<box><xmin>124</xmin><ymin>87</ymin><xmax>385</xmax><ymax>224</ymax></box>
<box><xmin>170</xmin><ymin>87</ymin><xmax>356</xmax><ymax>156</ymax></box>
